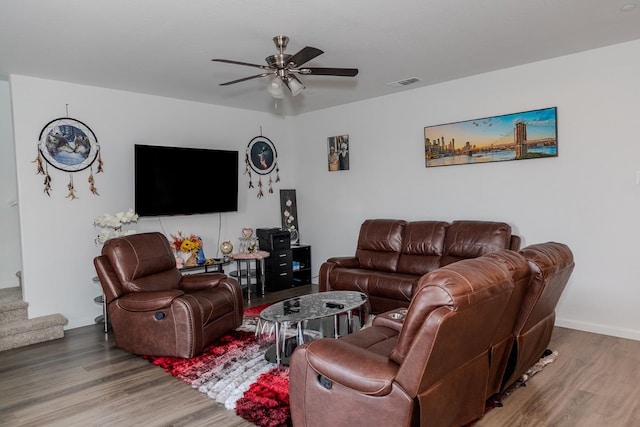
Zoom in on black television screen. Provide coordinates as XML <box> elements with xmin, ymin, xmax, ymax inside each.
<box><xmin>135</xmin><ymin>144</ymin><xmax>238</xmax><ymax>217</ymax></box>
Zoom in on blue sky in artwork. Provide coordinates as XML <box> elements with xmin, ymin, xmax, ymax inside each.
<box><xmin>425</xmin><ymin>107</ymin><xmax>557</xmax><ymax>148</ymax></box>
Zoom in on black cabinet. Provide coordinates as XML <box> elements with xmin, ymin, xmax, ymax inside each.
<box><xmin>257</xmin><ymin>228</ymin><xmax>292</xmax><ymax>291</ymax></box>
<box><xmin>265</xmin><ymin>249</ymin><xmax>293</xmax><ymax>291</ymax></box>
<box><xmin>257</xmin><ymin>228</ymin><xmax>312</xmax><ymax>290</ymax></box>
<box><xmin>292</xmin><ymin>245</ymin><xmax>312</xmax><ymax>286</ymax></box>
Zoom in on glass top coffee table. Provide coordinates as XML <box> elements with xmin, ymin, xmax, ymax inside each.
<box><xmin>259</xmin><ymin>291</ymin><xmax>369</xmax><ymax>365</ymax></box>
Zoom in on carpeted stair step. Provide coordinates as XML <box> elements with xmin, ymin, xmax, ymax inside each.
<box><xmin>0</xmin><ymin>299</ymin><xmax>29</xmax><ymax>324</ymax></box>
<box><xmin>0</xmin><ymin>314</ymin><xmax>68</xmax><ymax>352</ymax></box>
<box><xmin>0</xmin><ymin>286</ymin><xmax>28</xmax><ymax>325</ymax></box>
<box><xmin>0</xmin><ymin>286</ymin><xmax>22</xmax><ymax>303</ymax></box>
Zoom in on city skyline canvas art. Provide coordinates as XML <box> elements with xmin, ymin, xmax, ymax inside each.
<box><xmin>424</xmin><ymin>107</ymin><xmax>557</xmax><ymax>168</ymax></box>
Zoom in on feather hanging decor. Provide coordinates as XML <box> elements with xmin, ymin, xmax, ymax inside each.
<box><xmin>36</xmin><ymin>116</ymin><xmax>102</xmax><ymax>199</ymax></box>
<box><xmin>245</xmin><ymin>135</ymin><xmax>280</xmax><ymax>199</ymax></box>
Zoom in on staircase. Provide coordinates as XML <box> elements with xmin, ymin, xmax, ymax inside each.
<box><xmin>0</xmin><ymin>286</ymin><xmax>68</xmax><ymax>352</ymax></box>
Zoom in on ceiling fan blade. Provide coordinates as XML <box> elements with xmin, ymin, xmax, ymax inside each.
<box><xmin>211</xmin><ymin>58</ymin><xmax>270</xmax><ymax>70</ymax></box>
<box><xmin>219</xmin><ymin>73</ymin><xmax>272</xmax><ymax>86</ymax></box>
<box><xmin>286</xmin><ymin>46</ymin><xmax>324</xmax><ymax>68</ymax></box>
<box><xmin>299</xmin><ymin>67</ymin><xmax>359</xmax><ymax>77</ymax></box>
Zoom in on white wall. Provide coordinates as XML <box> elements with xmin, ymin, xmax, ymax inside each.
<box><xmin>9</xmin><ymin>39</ymin><xmax>640</xmax><ymax>341</ymax></box>
<box><xmin>292</xmin><ymin>39</ymin><xmax>640</xmax><ymax>341</ymax></box>
<box><xmin>10</xmin><ymin>76</ymin><xmax>293</xmax><ymax>328</ymax></box>
<box><xmin>0</xmin><ymin>80</ymin><xmax>22</xmax><ymax>289</ymax></box>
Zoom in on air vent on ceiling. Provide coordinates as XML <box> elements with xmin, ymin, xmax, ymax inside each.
<box><xmin>386</xmin><ymin>77</ymin><xmax>422</xmax><ymax>88</ymax></box>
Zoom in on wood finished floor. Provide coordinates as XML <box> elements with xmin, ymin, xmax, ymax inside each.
<box><xmin>1</xmin><ymin>284</ymin><xmax>639</xmax><ymax>427</ymax></box>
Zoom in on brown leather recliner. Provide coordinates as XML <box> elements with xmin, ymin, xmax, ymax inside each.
<box><xmin>290</xmin><ymin>250</ymin><xmax>525</xmax><ymax>427</ymax></box>
<box><xmin>93</xmin><ymin>232</ymin><xmax>243</xmax><ymax>358</ymax></box>
<box><xmin>500</xmin><ymin>242</ymin><xmax>575</xmax><ymax>390</ymax></box>
<box><xmin>483</xmin><ymin>250</ymin><xmax>532</xmax><ymax>400</ymax></box>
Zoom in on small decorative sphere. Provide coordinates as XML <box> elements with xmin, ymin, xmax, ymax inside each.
<box><xmin>220</xmin><ymin>241</ymin><xmax>233</xmax><ymax>255</ymax></box>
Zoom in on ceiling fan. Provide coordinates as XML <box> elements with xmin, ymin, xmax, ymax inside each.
<box><xmin>211</xmin><ymin>35</ymin><xmax>358</xmax><ymax>98</ymax></box>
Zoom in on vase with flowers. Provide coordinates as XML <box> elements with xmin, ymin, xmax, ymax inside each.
<box><xmin>170</xmin><ymin>232</ymin><xmax>204</xmax><ymax>268</ymax></box>
<box><xmin>93</xmin><ymin>209</ymin><xmax>139</xmax><ymax>244</ymax></box>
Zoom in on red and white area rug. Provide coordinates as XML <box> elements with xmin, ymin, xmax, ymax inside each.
<box><xmin>145</xmin><ymin>305</ymin><xmax>557</xmax><ymax>427</ymax></box>
<box><xmin>146</xmin><ymin>305</ymin><xmax>292</xmax><ymax>427</ymax></box>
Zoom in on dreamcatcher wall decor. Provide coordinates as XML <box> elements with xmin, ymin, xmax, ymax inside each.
<box><xmin>245</xmin><ymin>134</ymin><xmax>280</xmax><ymax>198</ymax></box>
<box><xmin>33</xmin><ymin>116</ymin><xmax>102</xmax><ymax>200</ymax></box>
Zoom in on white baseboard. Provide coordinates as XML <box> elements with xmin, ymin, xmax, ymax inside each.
<box><xmin>556</xmin><ymin>317</ymin><xmax>640</xmax><ymax>342</ymax></box>
<box><xmin>65</xmin><ymin>315</ymin><xmax>100</xmax><ymax>330</ymax></box>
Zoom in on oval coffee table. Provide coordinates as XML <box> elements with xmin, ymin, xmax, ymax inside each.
<box><xmin>259</xmin><ymin>291</ymin><xmax>369</xmax><ymax>366</ymax></box>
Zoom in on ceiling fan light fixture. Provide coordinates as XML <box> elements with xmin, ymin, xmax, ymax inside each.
<box><xmin>268</xmin><ymin>77</ymin><xmax>284</xmax><ymax>98</ymax></box>
<box><xmin>283</xmin><ymin>74</ymin><xmax>305</xmax><ymax>96</ymax></box>
<box><xmin>213</xmin><ymin>35</ymin><xmax>357</xmax><ymax>98</ymax></box>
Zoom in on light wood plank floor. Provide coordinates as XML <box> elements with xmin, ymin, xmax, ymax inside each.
<box><xmin>1</xmin><ymin>284</ymin><xmax>639</xmax><ymax>426</ymax></box>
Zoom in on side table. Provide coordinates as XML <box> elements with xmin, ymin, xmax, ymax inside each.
<box><xmin>92</xmin><ymin>275</ymin><xmax>108</xmax><ymax>333</ymax></box>
<box><xmin>232</xmin><ymin>250</ymin><xmax>269</xmax><ymax>303</ymax></box>
<box><xmin>178</xmin><ymin>258</ymin><xmax>230</xmax><ymax>275</ymax></box>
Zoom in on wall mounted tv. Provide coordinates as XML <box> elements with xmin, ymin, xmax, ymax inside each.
<box><xmin>135</xmin><ymin>144</ymin><xmax>239</xmax><ymax>217</ymax></box>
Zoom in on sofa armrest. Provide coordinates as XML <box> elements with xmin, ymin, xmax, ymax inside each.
<box><xmin>326</xmin><ymin>256</ymin><xmax>361</xmax><ymax>268</ymax></box>
<box><xmin>116</xmin><ymin>289</ymin><xmax>184</xmax><ymax>312</ymax></box>
<box><xmin>372</xmin><ymin>309</ymin><xmax>406</xmax><ymax>332</ymax></box>
<box><xmin>180</xmin><ymin>272</ymin><xmax>227</xmax><ymax>291</ymax></box>
<box><xmin>320</xmin><ymin>257</ymin><xmax>361</xmax><ymax>292</ymax></box>
<box><xmin>303</xmin><ymin>338</ymin><xmax>399</xmax><ymax>396</ymax></box>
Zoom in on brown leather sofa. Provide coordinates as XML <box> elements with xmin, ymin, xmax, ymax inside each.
<box><xmin>94</xmin><ymin>232</ymin><xmax>243</xmax><ymax>358</ymax></box>
<box><xmin>319</xmin><ymin>219</ymin><xmax>521</xmax><ymax>313</ymax></box>
<box><xmin>290</xmin><ymin>242</ymin><xmax>574</xmax><ymax>427</ymax></box>
<box><xmin>291</xmin><ymin>249</ymin><xmax>526</xmax><ymax>427</ymax></box>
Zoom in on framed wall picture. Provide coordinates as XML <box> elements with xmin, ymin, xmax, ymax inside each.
<box><xmin>38</xmin><ymin>117</ymin><xmax>100</xmax><ymax>172</ymax></box>
<box><xmin>280</xmin><ymin>189</ymin><xmax>299</xmax><ymax>244</ymax></box>
<box><xmin>327</xmin><ymin>134</ymin><xmax>349</xmax><ymax>171</ymax></box>
<box><xmin>247</xmin><ymin>136</ymin><xmax>277</xmax><ymax>175</ymax></box>
<box><xmin>35</xmin><ymin>116</ymin><xmax>103</xmax><ymax>198</ymax></box>
<box><xmin>424</xmin><ymin>107</ymin><xmax>558</xmax><ymax>168</ymax></box>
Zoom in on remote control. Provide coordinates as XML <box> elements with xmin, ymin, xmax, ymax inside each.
<box><xmin>325</xmin><ymin>302</ymin><xmax>344</xmax><ymax>309</ymax></box>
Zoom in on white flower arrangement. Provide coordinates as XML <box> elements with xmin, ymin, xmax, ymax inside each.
<box><xmin>93</xmin><ymin>209</ymin><xmax>139</xmax><ymax>244</ymax></box>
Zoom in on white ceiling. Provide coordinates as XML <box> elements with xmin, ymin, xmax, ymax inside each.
<box><xmin>1</xmin><ymin>0</ymin><xmax>639</xmax><ymax>116</ymax></box>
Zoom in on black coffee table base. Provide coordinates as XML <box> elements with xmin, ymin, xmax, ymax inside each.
<box><xmin>264</xmin><ymin>336</ymin><xmax>299</xmax><ymax>366</ymax></box>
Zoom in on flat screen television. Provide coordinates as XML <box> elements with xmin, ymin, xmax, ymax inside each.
<box><xmin>134</xmin><ymin>144</ymin><xmax>239</xmax><ymax>217</ymax></box>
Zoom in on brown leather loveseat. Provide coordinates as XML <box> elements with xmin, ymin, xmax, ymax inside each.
<box><xmin>290</xmin><ymin>242</ymin><xmax>575</xmax><ymax>427</ymax></box>
<box><xmin>94</xmin><ymin>232</ymin><xmax>243</xmax><ymax>358</ymax></box>
<box><xmin>319</xmin><ymin>219</ymin><xmax>521</xmax><ymax>313</ymax></box>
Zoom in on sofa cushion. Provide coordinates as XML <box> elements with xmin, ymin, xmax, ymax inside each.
<box><xmin>396</xmin><ymin>221</ymin><xmax>448</xmax><ymax>275</ymax></box>
<box><xmin>368</xmin><ymin>271</ymin><xmax>418</xmax><ymax>302</ymax></box>
<box><xmin>328</xmin><ymin>268</ymin><xmax>372</xmax><ymax>294</ymax></box>
<box><xmin>339</xmin><ymin>325</ymin><xmax>399</xmax><ymax>358</ymax></box>
<box><xmin>441</xmin><ymin>221</ymin><xmax>513</xmax><ymax>266</ymax></box>
<box><xmin>355</xmin><ymin>219</ymin><xmax>406</xmax><ymax>272</ymax></box>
